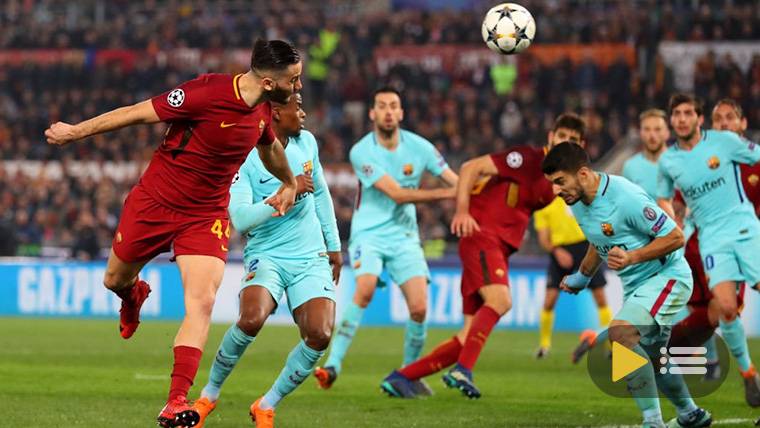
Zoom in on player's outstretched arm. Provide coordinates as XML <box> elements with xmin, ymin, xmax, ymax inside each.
<box><xmin>45</xmin><ymin>100</ymin><xmax>160</xmax><ymax>146</ymax></box>
<box><xmin>372</xmin><ymin>175</ymin><xmax>455</xmax><ymax>205</ymax></box>
<box><xmin>259</xmin><ymin>139</ymin><xmax>298</xmax><ymax>216</ymax></box>
<box><xmin>450</xmin><ymin>155</ymin><xmax>498</xmax><ymax>237</ymax></box>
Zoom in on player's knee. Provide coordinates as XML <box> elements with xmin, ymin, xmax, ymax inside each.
<box><xmin>303</xmin><ymin>325</ymin><xmax>332</xmax><ymax>351</ymax></box>
<box><xmin>353</xmin><ymin>292</ymin><xmax>373</xmax><ymax>308</ymax></box>
<box><xmin>237</xmin><ymin>311</ymin><xmax>268</xmax><ymax>337</ymax></box>
<box><xmin>407</xmin><ymin>302</ymin><xmax>427</xmax><ymax>322</ymax></box>
<box><xmin>103</xmin><ymin>270</ymin><xmax>133</xmax><ymax>291</ymax></box>
<box><xmin>608</xmin><ymin>324</ymin><xmax>638</xmax><ymax>348</ymax></box>
<box><xmin>719</xmin><ymin>305</ymin><xmax>738</xmax><ymax>322</ymax></box>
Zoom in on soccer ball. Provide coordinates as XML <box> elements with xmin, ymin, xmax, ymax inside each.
<box><xmin>481</xmin><ymin>3</ymin><xmax>536</xmax><ymax>55</ymax></box>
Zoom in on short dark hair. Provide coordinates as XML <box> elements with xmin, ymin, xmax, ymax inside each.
<box><xmin>713</xmin><ymin>98</ymin><xmax>744</xmax><ymax>118</ymax></box>
<box><xmin>668</xmin><ymin>93</ymin><xmax>703</xmax><ymax>116</ymax></box>
<box><xmin>371</xmin><ymin>86</ymin><xmax>403</xmax><ymax>106</ymax></box>
<box><xmin>552</xmin><ymin>113</ymin><xmax>586</xmax><ymax>139</ymax></box>
<box><xmin>541</xmin><ymin>142</ymin><xmax>591</xmax><ymax>175</ymax></box>
<box><xmin>251</xmin><ymin>39</ymin><xmax>300</xmax><ymax>72</ymax></box>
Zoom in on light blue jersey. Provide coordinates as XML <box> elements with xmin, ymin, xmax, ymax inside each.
<box><xmin>349</xmin><ymin>129</ymin><xmax>449</xmax><ymax>243</ymax></box>
<box><xmin>571</xmin><ymin>174</ymin><xmax>691</xmax><ymax>293</ymax></box>
<box><xmin>622</xmin><ymin>152</ymin><xmax>659</xmax><ymax>198</ymax></box>
<box><xmin>657</xmin><ymin>130</ymin><xmax>760</xmax><ymax>243</ymax></box>
<box><xmin>229</xmin><ymin>130</ymin><xmax>340</xmax><ymax>260</ymax></box>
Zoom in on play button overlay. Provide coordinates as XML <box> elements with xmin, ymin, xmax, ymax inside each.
<box><xmin>586</xmin><ymin>327</ymin><xmax>729</xmax><ymax>398</ymax></box>
<box><xmin>611</xmin><ymin>341</ymin><xmax>649</xmax><ymax>382</ymax></box>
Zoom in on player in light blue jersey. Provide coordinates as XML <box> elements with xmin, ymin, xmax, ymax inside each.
<box><xmin>544</xmin><ymin>142</ymin><xmax>711</xmax><ymax>428</ymax></box>
<box><xmin>191</xmin><ymin>94</ymin><xmax>342</xmax><ymax>428</ymax></box>
<box><xmin>657</xmin><ymin>94</ymin><xmax>760</xmax><ymax>396</ymax></box>
<box><xmin>623</xmin><ymin>109</ymin><xmax>670</xmax><ymax>198</ymax></box>
<box><xmin>315</xmin><ymin>87</ymin><xmax>458</xmax><ymax>392</ymax></box>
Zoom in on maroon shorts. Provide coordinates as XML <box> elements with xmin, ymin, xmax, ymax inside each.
<box><xmin>685</xmin><ymin>232</ymin><xmax>711</xmax><ymax>306</ymax></box>
<box><xmin>112</xmin><ymin>185</ymin><xmax>231</xmax><ymax>263</ymax></box>
<box><xmin>458</xmin><ymin>234</ymin><xmax>511</xmax><ymax>315</ymax></box>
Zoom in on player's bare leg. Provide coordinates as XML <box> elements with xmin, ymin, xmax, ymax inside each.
<box><xmin>317</xmin><ymin>274</ymin><xmax>377</xmax><ymax>388</ymax></box>
<box><xmin>252</xmin><ymin>298</ymin><xmax>335</xmax><ymax>425</ymax></box>
<box><xmin>103</xmin><ymin>249</ymin><xmax>151</xmax><ymax>339</ymax></box>
<box><xmin>537</xmin><ymin>287</ymin><xmax>559</xmax><ymax>358</ymax></box>
<box><xmin>157</xmin><ymin>255</ymin><xmax>224</xmax><ymax>428</ymax></box>
<box><xmin>443</xmin><ymin>285</ymin><xmax>511</xmax><ymax>399</ymax></box>
<box><xmin>712</xmin><ymin>281</ymin><xmax>760</xmax><ymax>406</ymax></box>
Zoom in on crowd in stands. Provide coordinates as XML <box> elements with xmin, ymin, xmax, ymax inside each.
<box><xmin>1</xmin><ymin>0</ymin><xmax>760</xmax><ymax>258</ymax></box>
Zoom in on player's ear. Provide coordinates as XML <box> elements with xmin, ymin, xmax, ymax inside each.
<box><xmin>272</xmin><ymin>107</ymin><xmax>281</xmax><ymax>122</ymax></box>
<box><xmin>261</xmin><ymin>76</ymin><xmax>275</xmax><ymax>92</ymax></box>
<box><xmin>697</xmin><ymin>114</ymin><xmax>704</xmax><ymax>127</ymax></box>
<box><xmin>741</xmin><ymin>117</ymin><xmax>748</xmax><ymax>132</ymax></box>
<box><xmin>398</xmin><ymin>107</ymin><xmax>404</xmax><ymax>122</ymax></box>
<box><xmin>547</xmin><ymin>131</ymin><xmax>554</xmax><ymax>146</ymax></box>
<box><xmin>368</xmin><ymin>108</ymin><xmax>376</xmax><ymax>122</ymax></box>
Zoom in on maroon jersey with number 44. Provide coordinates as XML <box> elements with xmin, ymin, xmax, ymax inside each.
<box><xmin>144</xmin><ymin>73</ymin><xmax>276</xmax><ymax>217</ymax></box>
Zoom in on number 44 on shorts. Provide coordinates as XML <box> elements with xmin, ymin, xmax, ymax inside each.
<box><xmin>210</xmin><ymin>219</ymin><xmax>230</xmax><ymax>240</ymax></box>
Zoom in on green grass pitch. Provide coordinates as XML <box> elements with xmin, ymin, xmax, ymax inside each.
<box><xmin>0</xmin><ymin>318</ymin><xmax>757</xmax><ymax>427</ymax></box>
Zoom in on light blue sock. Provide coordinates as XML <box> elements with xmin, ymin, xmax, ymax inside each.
<box><xmin>403</xmin><ymin>319</ymin><xmax>427</xmax><ymax>366</ymax></box>
<box><xmin>720</xmin><ymin>317</ymin><xmax>752</xmax><ymax>372</ymax></box>
<box><xmin>644</xmin><ymin>341</ymin><xmax>698</xmax><ymax>417</ymax></box>
<box><xmin>704</xmin><ymin>335</ymin><xmax>718</xmax><ymax>363</ymax></box>
<box><xmin>201</xmin><ymin>324</ymin><xmax>255</xmax><ymax>401</ymax></box>
<box><xmin>324</xmin><ymin>302</ymin><xmax>364</xmax><ymax>373</ymax></box>
<box><xmin>626</xmin><ymin>344</ymin><xmax>663</xmax><ymax>425</ymax></box>
<box><xmin>261</xmin><ymin>341</ymin><xmax>324</xmax><ymax>409</ymax></box>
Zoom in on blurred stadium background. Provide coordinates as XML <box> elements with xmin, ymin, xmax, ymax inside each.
<box><xmin>2</xmin><ymin>1</ymin><xmax>760</xmax><ymax>426</ymax></box>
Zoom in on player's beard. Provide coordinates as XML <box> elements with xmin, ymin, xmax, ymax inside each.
<box><xmin>266</xmin><ymin>84</ymin><xmax>293</xmax><ymax>104</ymax></box>
<box><xmin>676</xmin><ymin>124</ymin><xmax>698</xmax><ymax>142</ymax></box>
<box><xmin>376</xmin><ymin>123</ymin><xmax>398</xmax><ymax>139</ymax></box>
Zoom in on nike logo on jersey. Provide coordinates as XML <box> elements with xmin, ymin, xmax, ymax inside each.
<box><xmin>220</xmin><ymin>121</ymin><xmax>237</xmax><ymax>128</ymax></box>
<box><xmin>259</xmin><ymin>177</ymin><xmax>275</xmax><ymax>184</ymax></box>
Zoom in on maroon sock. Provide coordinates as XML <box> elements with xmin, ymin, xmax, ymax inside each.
<box><xmin>457</xmin><ymin>305</ymin><xmax>501</xmax><ymax>370</ymax></box>
<box><xmin>398</xmin><ymin>336</ymin><xmax>462</xmax><ymax>380</ymax></box>
<box><xmin>168</xmin><ymin>346</ymin><xmax>203</xmax><ymax>401</ymax></box>
<box><xmin>669</xmin><ymin>306</ymin><xmax>716</xmax><ymax>348</ymax></box>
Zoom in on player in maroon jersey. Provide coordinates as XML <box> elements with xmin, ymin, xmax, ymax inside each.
<box><xmin>44</xmin><ymin>39</ymin><xmax>302</xmax><ymax>427</ymax></box>
<box><xmin>380</xmin><ymin>143</ymin><xmax>555</xmax><ymax>399</ymax></box>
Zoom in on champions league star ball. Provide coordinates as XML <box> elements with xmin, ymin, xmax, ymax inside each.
<box><xmin>481</xmin><ymin>3</ymin><xmax>536</xmax><ymax>55</ymax></box>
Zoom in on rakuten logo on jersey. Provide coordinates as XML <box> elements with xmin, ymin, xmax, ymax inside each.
<box><xmin>682</xmin><ymin>177</ymin><xmax>726</xmax><ymax>200</ymax></box>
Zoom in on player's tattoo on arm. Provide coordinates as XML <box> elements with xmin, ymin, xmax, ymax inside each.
<box><xmin>579</xmin><ymin>245</ymin><xmax>602</xmax><ymax>277</ymax></box>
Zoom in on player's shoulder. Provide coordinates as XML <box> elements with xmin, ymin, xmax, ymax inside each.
<box><xmin>400</xmin><ymin>129</ymin><xmax>433</xmax><ymax>147</ymax></box>
<box><xmin>350</xmin><ymin>133</ymin><xmax>374</xmax><ymax>157</ymax></box>
<box><xmin>607</xmin><ymin>174</ymin><xmax>650</xmax><ymax>202</ymax></box>
<box><xmin>496</xmin><ymin>145</ymin><xmax>545</xmax><ymax>168</ymax></box>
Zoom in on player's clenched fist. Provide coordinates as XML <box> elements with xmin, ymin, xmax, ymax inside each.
<box><xmin>559</xmin><ymin>271</ymin><xmax>591</xmax><ymax>294</ymax></box>
<box><xmin>266</xmin><ymin>182</ymin><xmax>297</xmax><ymax>217</ymax></box>
<box><xmin>606</xmin><ymin>246</ymin><xmax>632</xmax><ymax>270</ymax></box>
<box><xmin>44</xmin><ymin>122</ymin><xmax>80</xmax><ymax>145</ymax></box>
<box><xmin>450</xmin><ymin>211</ymin><xmax>481</xmax><ymax>237</ymax></box>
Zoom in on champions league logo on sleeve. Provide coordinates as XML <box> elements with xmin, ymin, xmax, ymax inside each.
<box><xmin>167</xmin><ymin>89</ymin><xmax>185</xmax><ymax>107</ymax></box>
<box><xmin>643</xmin><ymin>207</ymin><xmax>657</xmax><ymax>221</ymax></box>
<box><xmin>362</xmin><ymin>164</ymin><xmax>374</xmax><ymax>177</ymax></box>
<box><xmin>506</xmin><ymin>151</ymin><xmax>523</xmax><ymax>168</ymax></box>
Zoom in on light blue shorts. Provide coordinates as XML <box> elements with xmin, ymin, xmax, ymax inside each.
<box><xmin>700</xmin><ymin>234</ymin><xmax>760</xmax><ymax>289</ymax></box>
<box><xmin>348</xmin><ymin>236</ymin><xmax>429</xmax><ymax>287</ymax></box>
<box><xmin>241</xmin><ymin>254</ymin><xmax>335</xmax><ymax>314</ymax></box>
<box><xmin>616</xmin><ymin>273</ymin><xmax>692</xmax><ymax>346</ymax></box>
